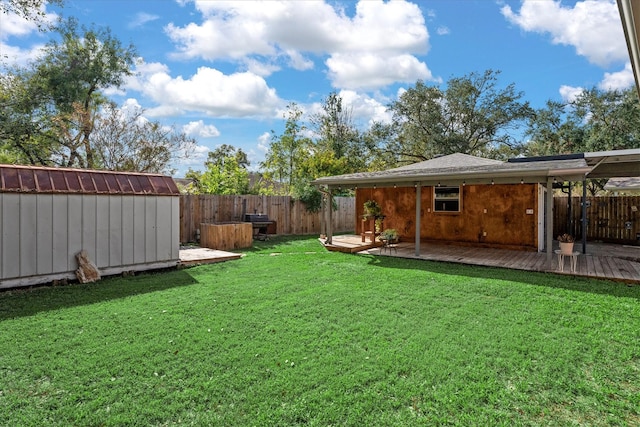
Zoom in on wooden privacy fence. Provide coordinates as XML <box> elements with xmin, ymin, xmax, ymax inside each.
<box><xmin>180</xmin><ymin>195</ymin><xmax>356</xmax><ymax>243</ymax></box>
<box><xmin>554</xmin><ymin>196</ymin><xmax>640</xmax><ymax>244</ymax></box>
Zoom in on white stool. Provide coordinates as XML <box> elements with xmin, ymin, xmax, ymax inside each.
<box><xmin>554</xmin><ymin>250</ymin><xmax>580</xmax><ymax>273</ymax></box>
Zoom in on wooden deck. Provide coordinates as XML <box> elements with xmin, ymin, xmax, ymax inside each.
<box><xmin>324</xmin><ymin>236</ymin><xmax>640</xmax><ymax>284</ymax></box>
<box><xmin>179</xmin><ymin>247</ymin><xmax>243</xmax><ymax>266</ymax></box>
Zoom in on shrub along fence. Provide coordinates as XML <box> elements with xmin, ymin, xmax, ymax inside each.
<box><xmin>554</xmin><ymin>196</ymin><xmax>640</xmax><ymax>245</ymax></box>
<box><xmin>180</xmin><ymin>195</ymin><xmax>356</xmax><ymax>243</ymax></box>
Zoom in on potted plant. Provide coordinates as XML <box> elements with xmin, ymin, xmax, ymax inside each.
<box><xmin>379</xmin><ymin>228</ymin><xmax>399</xmax><ymax>243</ymax></box>
<box><xmin>557</xmin><ymin>233</ymin><xmax>575</xmax><ymax>255</ymax></box>
<box><xmin>363</xmin><ymin>199</ymin><xmax>382</xmax><ymax>219</ymax></box>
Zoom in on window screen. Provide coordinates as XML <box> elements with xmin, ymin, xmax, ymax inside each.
<box><xmin>434</xmin><ymin>186</ymin><xmax>460</xmax><ymax>212</ymax></box>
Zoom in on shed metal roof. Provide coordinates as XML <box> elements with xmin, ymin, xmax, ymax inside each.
<box><xmin>0</xmin><ymin>164</ymin><xmax>180</xmax><ymax>196</ymax></box>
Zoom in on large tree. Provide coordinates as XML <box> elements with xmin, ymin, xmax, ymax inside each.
<box><xmin>186</xmin><ymin>145</ymin><xmax>250</xmax><ymax>195</ymax></box>
<box><xmin>384</xmin><ymin>70</ymin><xmax>532</xmax><ymax>163</ymax></box>
<box><xmin>0</xmin><ymin>18</ymin><xmax>137</xmax><ymax>168</ymax></box>
<box><xmin>261</xmin><ymin>103</ymin><xmax>312</xmax><ymax>195</ymax></box>
<box><xmin>573</xmin><ymin>87</ymin><xmax>640</xmax><ymax>152</ymax></box>
<box><xmin>526</xmin><ymin>87</ymin><xmax>640</xmax><ymax>157</ymax></box>
<box><xmin>92</xmin><ymin>102</ymin><xmax>195</xmax><ymax>174</ymax></box>
<box><xmin>524</xmin><ymin>100</ymin><xmax>585</xmax><ymax>156</ymax></box>
<box><xmin>309</xmin><ymin>91</ymin><xmax>364</xmax><ymax>174</ymax></box>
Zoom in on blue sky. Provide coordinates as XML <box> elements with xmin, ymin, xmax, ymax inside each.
<box><xmin>0</xmin><ymin>0</ymin><xmax>632</xmax><ymax>176</ymax></box>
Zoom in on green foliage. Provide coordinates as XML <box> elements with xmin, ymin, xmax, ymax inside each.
<box><xmin>0</xmin><ymin>236</ymin><xmax>638</xmax><ymax>426</ymax></box>
<box><xmin>0</xmin><ymin>18</ymin><xmax>137</xmax><ymax>169</ymax></box>
<box><xmin>384</xmin><ymin>70</ymin><xmax>532</xmax><ymax>163</ymax></box>
<box><xmin>92</xmin><ymin>102</ymin><xmax>195</xmax><ymax>174</ymax></box>
<box><xmin>526</xmin><ymin>87</ymin><xmax>640</xmax><ymax>157</ymax></box>
<box><xmin>525</xmin><ymin>86</ymin><xmax>640</xmax><ymax>195</ymax></box>
<box><xmin>310</xmin><ymin>91</ymin><xmax>365</xmax><ymax>174</ymax></box>
<box><xmin>261</xmin><ymin>103</ymin><xmax>312</xmax><ymax>195</ymax></box>
<box><xmin>187</xmin><ymin>145</ymin><xmax>250</xmax><ymax>194</ymax></box>
<box><xmin>295</xmin><ymin>183</ymin><xmax>323</xmax><ymax>212</ymax></box>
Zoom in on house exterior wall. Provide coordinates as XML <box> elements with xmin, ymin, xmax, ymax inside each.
<box><xmin>0</xmin><ymin>193</ymin><xmax>179</xmax><ymax>289</ymax></box>
<box><xmin>356</xmin><ymin>184</ymin><xmax>539</xmax><ymax>251</ymax></box>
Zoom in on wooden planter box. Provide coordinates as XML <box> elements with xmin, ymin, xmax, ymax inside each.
<box><xmin>200</xmin><ymin>222</ymin><xmax>253</xmax><ymax>251</ymax></box>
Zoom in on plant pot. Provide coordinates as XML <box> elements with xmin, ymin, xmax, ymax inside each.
<box><xmin>559</xmin><ymin>242</ymin><xmax>574</xmax><ymax>255</ymax></box>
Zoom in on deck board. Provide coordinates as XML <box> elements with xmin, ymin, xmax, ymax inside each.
<box><xmin>326</xmin><ymin>236</ymin><xmax>640</xmax><ymax>284</ymax></box>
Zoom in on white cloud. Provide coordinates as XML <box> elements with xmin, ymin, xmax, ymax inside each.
<box><xmin>326</xmin><ymin>53</ymin><xmax>434</xmax><ymax>90</ymax></box>
<box><xmin>242</xmin><ymin>58</ymin><xmax>281</xmax><ymax>77</ymax></box>
<box><xmin>166</xmin><ymin>0</ymin><xmax>431</xmax><ymax>90</ymax></box>
<box><xmin>501</xmin><ymin>0</ymin><xmax>626</xmax><ymax>67</ymax></box>
<box><xmin>175</xmin><ymin>143</ymin><xmax>210</xmax><ymax>171</ymax></box>
<box><xmin>128</xmin><ymin>12</ymin><xmax>160</xmax><ymax>29</ymax></box>
<box><xmin>0</xmin><ymin>7</ymin><xmax>56</xmax><ymax>39</ymax></box>
<box><xmin>0</xmin><ymin>42</ymin><xmax>46</xmax><ymax>66</ymax></box>
<box><xmin>257</xmin><ymin>131</ymin><xmax>271</xmax><ymax>152</ymax></box>
<box><xmin>183</xmin><ymin>120</ymin><xmax>221</xmax><ymax>138</ymax></box>
<box><xmin>436</xmin><ymin>26</ymin><xmax>450</xmax><ymax>36</ymax></box>
<box><xmin>0</xmin><ymin>6</ymin><xmax>56</xmax><ymax>67</ymax></box>
<box><xmin>126</xmin><ymin>61</ymin><xmax>284</xmax><ymax>118</ymax></box>
<box><xmin>559</xmin><ymin>85</ymin><xmax>584</xmax><ymax>103</ymax></box>
<box><xmin>336</xmin><ymin>90</ymin><xmax>392</xmax><ymax>125</ymax></box>
<box><xmin>599</xmin><ymin>62</ymin><xmax>635</xmax><ymax>91</ymax></box>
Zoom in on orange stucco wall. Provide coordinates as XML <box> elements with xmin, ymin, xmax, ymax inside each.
<box><xmin>356</xmin><ymin>184</ymin><xmax>539</xmax><ymax>251</ymax></box>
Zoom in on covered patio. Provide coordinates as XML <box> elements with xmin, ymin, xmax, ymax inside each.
<box><xmin>326</xmin><ymin>235</ymin><xmax>640</xmax><ymax>284</ymax></box>
<box><xmin>314</xmin><ymin>149</ymin><xmax>640</xmax><ymax>277</ymax></box>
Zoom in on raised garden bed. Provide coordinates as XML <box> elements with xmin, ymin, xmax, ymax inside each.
<box><xmin>200</xmin><ymin>222</ymin><xmax>253</xmax><ymax>251</ymax></box>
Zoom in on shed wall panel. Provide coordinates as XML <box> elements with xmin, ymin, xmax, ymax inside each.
<box><xmin>133</xmin><ymin>197</ymin><xmax>146</xmax><ymax>264</ymax></box>
<box><xmin>1</xmin><ymin>194</ymin><xmax>20</xmax><ymax>279</ymax></box>
<box><xmin>171</xmin><ymin>198</ymin><xmax>179</xmax><ymax>260</ymax></box>
<box><xmin>96</xmin><ymin>196</ymin><xmax>110</xmax><ymax>268</ymax></box>
<box><xmin>109</xmin><ymin>196</ymin><xmax>122</xmax><ymax>266</ymax></box>
<box><xmin>52</xmin><ymin>196</ymin><xmax>69</xmax><ymax>273</ymax></box>
<box><xmin>156</xmin><ymin>197</ymin><xmax>172</xmax><ymax>260</ymax></box>
<box><xmin>20</xmin><ymin>195</ymin><xmax>37</xmax><ymax>277</ymax></box>
<box><xmin>145</xmin><ymin>197</ymin><xmax>157</xmax><ymax>263</ymax></box>
<box><xmin>67</xmin><ymin>195</ymin><xmax>83</xmax><ymax>271</ymax></box>
<box><xmin>0</xmin><ymin>195</ymin><xmax>2</xmax><ymax>278</ymax></box>
<box><xmin>36</xmin><ymin>195</ymin><xmax>53</xmax><ymax>275</ymax></box>
<box><xmin>82</xmin><ymin>195</ymin><xmax>98</xmax><ymax>264</ymax></box>
<box><xmin>121</xmin><ymin>196</ymin><xmax>134</xmax><ymax>265</ymax></box>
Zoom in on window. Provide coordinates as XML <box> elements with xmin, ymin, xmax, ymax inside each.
<box><xmin>434</xmin><ymin>186</ymin><xmax>461</xmax><ymax>212</ymax></box>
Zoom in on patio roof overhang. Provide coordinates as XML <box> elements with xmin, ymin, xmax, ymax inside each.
<box><xmin>584</xmin><ymin>148</ymin><xmax>640</xmax><ymax>178</ymax></box>
<box><xmin>312</xmin><ymin>149</ymin><xmax>640</xmax><ymax>189</ymax></box>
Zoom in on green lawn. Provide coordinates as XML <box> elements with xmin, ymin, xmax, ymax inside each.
<box><xmin>0</xmin><ymin>236</ymin><xmax>638</xmax><ymax>426</ymax></box>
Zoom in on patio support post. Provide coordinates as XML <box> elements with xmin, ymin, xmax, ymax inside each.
<box><xmin>582</xmin><ymin>179</ymin><xmax>587</xmax><ymax>254</ymax></box>
<box><xmin>415</xmin><ymin>183</ymin><xmax>421</xmax><ymax>256</ymax></box>
<box><xmin>546</xmin><ymin>177</ymin><xmax>554</xmax><ymax>266</ymax></box>
<box><xmin>327</xmin><ymin>190</ymin><xmax>333</xmax><ymax>244</ymax></box>
<box><xmin>324</xmin><ymin>187</ymin><xmax>333</xmax><ymax>244</ymax></box>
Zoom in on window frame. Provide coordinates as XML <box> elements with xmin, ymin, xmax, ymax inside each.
<box><xmin>433</xmin><ymin>185</ymin><xmax>461</xmax><ymax>213</ymax></box>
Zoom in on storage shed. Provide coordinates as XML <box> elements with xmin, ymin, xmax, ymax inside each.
<box><xmin>0</xmin><ymin>165</ymin><xmax>181</xmax><ymax>289</ymax></box>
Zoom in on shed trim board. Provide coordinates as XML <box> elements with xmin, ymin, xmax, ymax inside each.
<box><xmin>313</xmin><ymin>150</ymin><xmax>640</xmax><ymax>262</ymax></box>
<box><xmin>0</xmin><ymin>165</ymin><xmax>180</xmax><ymax>289</ymax></box>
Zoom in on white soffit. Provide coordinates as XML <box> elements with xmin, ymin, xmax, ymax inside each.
<box><xmin>618</xmin><ymin>0</ymin><xmax>640</xmax><ymax>97</ymax></box>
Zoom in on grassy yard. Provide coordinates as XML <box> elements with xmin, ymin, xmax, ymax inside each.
<box><xmin>0</xmin><ymin>236</ymin><xmax>638</xmax><ymax>426</ymax></box>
